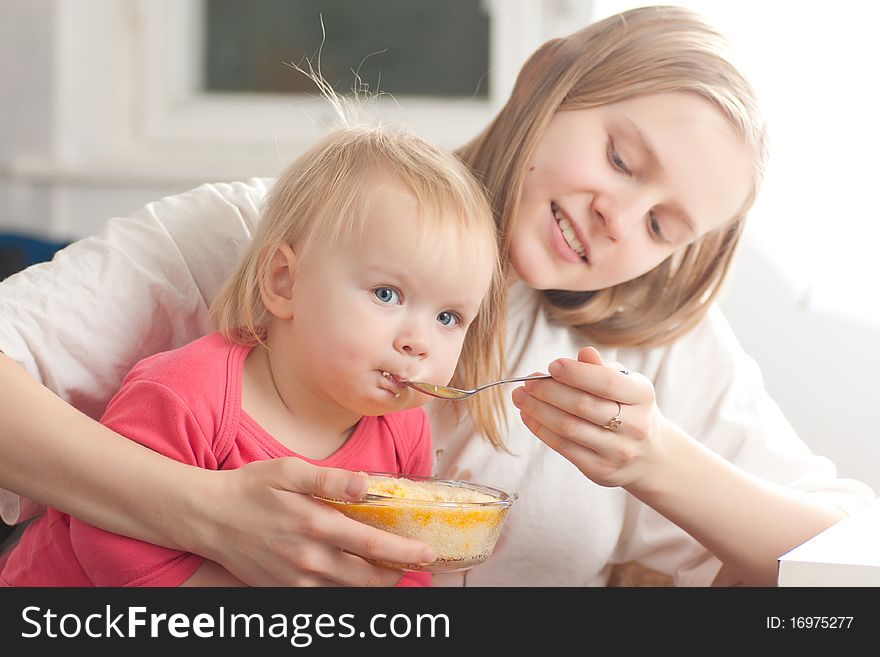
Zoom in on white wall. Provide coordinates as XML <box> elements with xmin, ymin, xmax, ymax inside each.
<box><xmin>720</xmin><ymin>236</ymin><xmax>880</xmax><ymax>491</ymax></box>
<box><xmin>0</xmin><ymin>1</ymin><xmax>190</xmax><ymax>240</ymax></box>
<box><xmin>1</xmin><ymin>0</ymin><xmax>55</xmax><ymax>237</ymax></box>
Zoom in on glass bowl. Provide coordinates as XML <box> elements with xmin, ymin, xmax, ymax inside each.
<box><xmin>317</xmin><ymin>472</ymin><xmax>516</xmax><ymax>572</ymax></box>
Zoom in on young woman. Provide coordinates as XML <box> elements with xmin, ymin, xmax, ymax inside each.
<box><xmin>0</xmin><ymin>6</ymin><xmax>873</xmax><ymax>587</ymax></box>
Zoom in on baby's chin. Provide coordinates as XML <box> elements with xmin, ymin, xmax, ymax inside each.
<box><xmin>346</xmin><ymin>391</ymin><xmax>424</xmax><ymax>418</ymax></box>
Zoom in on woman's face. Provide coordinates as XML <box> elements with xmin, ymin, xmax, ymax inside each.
<box><xmin>511</xmin><ymin>92</ymin><xmax>754</xmax><ymax>291</ymax></box>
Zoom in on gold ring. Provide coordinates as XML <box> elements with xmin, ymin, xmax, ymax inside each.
<box><xmin>604</xmin><ymin>401</ymin><xmax>622</xmax><ymax>431</ymax></box>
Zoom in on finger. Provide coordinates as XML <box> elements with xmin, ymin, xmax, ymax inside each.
<box><xmin>578</xmin><ymin>346</ymin><xmax>631</xmax><ymax>377</ymax></box>
<box><xmin>335</xmin><ymin>518</ymin><xmax>436</xmax><ymax>567</ymax></box>
<box><xmin>518</xmin><ymin>410</ymin><xmax>606</xmax><ymax>473</ymax></box>
<box><xmin>284</xmin><ymin>537</ymin><xmax>404</xmax><ymax>587</ymax></box>
<box><xmin>545</xmin><ymin>357</ymin><xmax>645</xmax><ymax>405</ymax></box>
<box><xmin>334</xmin><ymin>552</ymin><xmax>406</xmax><ymax>588</ymax></box>
<box><xmin>578</xmin><ymin>345</ymin><xmax>605</xmax><ymax>366</ymax></box>
<box><xmin>277</xmin><ymin>459</ymin><xmax>369</xmax><ymax>501</ymax></box>
<box><xmin>307</xmin><ymin>499</ymin><xmax>437</xmax><ymax>567</ymax></box>
<box><xmin>512</xmin><ymin>385</ymin><xmax>614</xmax><ymax>452</ymax></box>
<box><xmin>519</xmin><ymin>377</ymin><xmax>624</xmax><ymax>429</ymax></box>
<box><xmin>288</xmin><ymin>574</ymin><xmax>343</xmax><ymax>588</ymax></box>
<box><xmin>241</xmin><ymin>547</ymin><xmax>401</xmax><ymax>588</ymax></box>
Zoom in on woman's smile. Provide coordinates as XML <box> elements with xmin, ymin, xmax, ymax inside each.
<box><xmin>550</xmin><ymin>201</ymin><xmax>590</xmax><ymax>264</ymax></box>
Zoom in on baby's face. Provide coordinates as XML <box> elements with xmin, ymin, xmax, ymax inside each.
<box><xmin>276</xmin><ymin>178</ymin><xmax>495</xmax><ymax>416</ymax></box>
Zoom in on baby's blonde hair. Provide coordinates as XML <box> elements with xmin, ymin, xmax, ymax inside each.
<box><xmin>458</xmin><ymin>5</ymin><xmax>768</xmax><ymax>347</ymax></box>
<box><xmin>210</xmin><ymin>125</ymin><xmax>507</xmax><ymax>448</ymax></box>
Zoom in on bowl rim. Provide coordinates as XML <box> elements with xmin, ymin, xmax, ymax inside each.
<box><xmin>316</xmin><ymin>471</ymin><xmax>517</xmax><ymax>508</ymax></box>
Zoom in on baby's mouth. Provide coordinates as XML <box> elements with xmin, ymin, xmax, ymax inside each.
<box><xmin>382</xmin><ymin>370</ymin><xmax>405</xmax><ymax>387</ymax></box>
<box><xmin>382</xmin><ymin>370</ymin><xmax>406</xmax><ymax>397</ymax></box>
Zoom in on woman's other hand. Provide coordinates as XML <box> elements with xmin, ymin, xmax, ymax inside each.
<box><xmin>186</xmin><ymin>459</ymin><xmax>436</xmax><ymax>586</ymax></box>
<box><xmin>511</xmin><ymin>346</ymin><xmax>668</xmax><ymax>489</ymax></box>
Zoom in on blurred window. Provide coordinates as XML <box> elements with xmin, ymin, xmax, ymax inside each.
<box><xmin>41</xmin><ymin>1</ymin><xmax>592</xmax><ymax>183</ymax></box>
<box><xmin>203</xmin><ymin>0</ymin><xmax>490</xmax><ymax>98</ymax></box>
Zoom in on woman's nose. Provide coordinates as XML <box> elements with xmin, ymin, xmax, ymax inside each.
<box><xmin>595</xmin><ymin>193</ymin><xmax>650</xmax><ymax>242</ymax></box>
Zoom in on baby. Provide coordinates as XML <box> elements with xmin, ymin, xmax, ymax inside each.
<box><xmin>0</xmin><ymin>124</ymin><xmax>502</xmax><ymax>587</ymax></box>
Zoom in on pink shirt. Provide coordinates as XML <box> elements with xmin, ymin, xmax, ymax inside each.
<box><xmin>1</xmin><ymin>333</ymin><xmax>432</xmax><ymax>586</ymax></box>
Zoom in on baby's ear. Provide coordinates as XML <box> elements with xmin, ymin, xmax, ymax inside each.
<box><xmin>259</xmin><ymin>244</ymin><xmax>298</xmax><ymax>320</ymax></box>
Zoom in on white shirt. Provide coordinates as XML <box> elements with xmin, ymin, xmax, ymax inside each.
<box><xmin>430</xmin><ymin>281</ymin><xmax>875</xmax><ymax>585</ymax></box>
<box><xmin>1</xmin><ymin>179</ymin><xmax>873</xmax><ymax>585</ymax></box>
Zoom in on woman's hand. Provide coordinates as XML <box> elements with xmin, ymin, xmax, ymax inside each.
<box><xmin>511</xmin><ymin>346</ymin><xmax>669</xmax><ymax>489</ymax></box>
<box><xmin>185</xmin><ymin>458</ymin><xmax>436</xmax><ymax>587</ymax></box>
<box><xmin>512</xmin><ymin>346</ymin><xmax>854</xmax><ymax>586</ymax></box>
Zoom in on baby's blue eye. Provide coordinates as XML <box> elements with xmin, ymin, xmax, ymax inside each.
<box><xmin>437</xmin><ymin>311</ymin><xmax>459</xmax><ymax>327</ymax></box>
<box><xmin>374</xmin><ymin>287</ymin><xmax>400</xmax><ymax>304</ymax></box>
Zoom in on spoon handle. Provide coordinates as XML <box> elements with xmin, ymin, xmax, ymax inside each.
<box><xmin>478</xmin><ymin>374</ymin><xmax>552</xmax><ymax>390</ymax></box>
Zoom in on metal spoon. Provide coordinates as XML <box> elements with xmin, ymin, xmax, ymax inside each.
<box><xmin>400</xmin><ymin>374</ymin><xmax>552</xmax><ymax>400</ymax></box>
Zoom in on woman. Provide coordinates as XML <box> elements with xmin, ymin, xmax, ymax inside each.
<box><xmin>0</xmin><ymin>6</ymin><xmax>873</xmax><ymax>586</ymax></box>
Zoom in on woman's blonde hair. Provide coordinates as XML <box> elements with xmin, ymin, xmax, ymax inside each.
<box><xmin>210</xmin><ymin>125</ymin><xmax>508</xmax><ymax>448</ymax></box>
<box><xmin>457</xmin><ymin>5</ymin><xmax>768</xmax><ymax>347</ymax></box>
